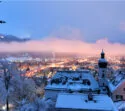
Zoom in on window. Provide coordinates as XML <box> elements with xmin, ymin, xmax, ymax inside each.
<box><xmin>116</xmin><ymin>95</ymin><xmax>123</xmax><ymax>100</ymax></box>
<box><xmin>123</xmin><ymin>88</ymin><xmax>125</xmax><ymax>91</ymax></box>
<box><xmin>82</xmin><ymin>79</ymin><xmax>91</xmax><ymax>85</ymax></box>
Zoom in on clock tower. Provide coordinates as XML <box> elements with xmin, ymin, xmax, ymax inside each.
<box><xmin>98</xmin><ymin>49</ymin><xmax>108</xmax><ymax>87</ymax></box>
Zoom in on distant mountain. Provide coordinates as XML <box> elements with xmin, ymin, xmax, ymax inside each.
<box><xmin>0</xmin><ymin>34</ymin><xmax>30</xmax><ymax>43</ymax></box>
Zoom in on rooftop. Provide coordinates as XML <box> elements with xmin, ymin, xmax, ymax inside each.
<box><xmin>98</xmin><ymin>58</ymin><xmax>107</xmax><ymax>63</ymax></box>
<box><xmin>45</xmin><ymin>70</ymin><xmax>99</xmax><ymax>91</ymax></box>
<box><xmin>115</xmin><ymin>101</ymin><xmax>125</xmax><ymax>110</ymax></box>
<box><xmin>56</xmin><ymin>93</ymin><xmax>117</xmax><ymax>111</ymax></box>
<box><xmin>108</xmin><ymin>72</ymin><xmax>125</xmax><ymax>92</ymax></box>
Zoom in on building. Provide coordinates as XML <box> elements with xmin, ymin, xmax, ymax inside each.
<box><xmin>56</xmin><ymin>93</ymin><xmax>117</xmax><ymax>111</ymax></box>
<box><xmin>44</xmin><ymin>50</ymin><xmax>118</xmax><ymax>111</ymax></box>
<box><xmin>98</xmin><ymin>49</ymin><xmax>108</xmax><ymax>87</ymax></box>
<box><xmin>45</xmin><ymin>70</ymin><xmax>99</xmax><ymax>101</ymax></box>
<box><xmin>108</xmin><ymin>71</ymin><xmax>125</xmax><ymax>101</ymax></box>
<box><xmin>98</xmin><ymin>50</ymin><xmax>109</xmax><ymax>94</ymax></box>
<box><xmin>97</xmin><ymin>50</ymin><xmax>125</xmax><ymax>102</ymax></box>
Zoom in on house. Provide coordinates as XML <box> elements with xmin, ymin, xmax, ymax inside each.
<box><xmin>45</xmin><ymin>70</ymin><xmax>99</xmax><ymax>101</ymax></box>
<box><xmin>108</xmin><ymin>71</ymin><xmax>125</xmax><ymax>101</ymax></box>
<box><xmin>56</xmin><ymin>93</ymin><xmax>117</xmax><ymax>111</ymax></box>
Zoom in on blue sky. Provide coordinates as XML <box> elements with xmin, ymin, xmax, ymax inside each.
<box><xmin>0</xmin><ymin>0</ymin><xmax>125</xmax><ymax>43</ymax></box>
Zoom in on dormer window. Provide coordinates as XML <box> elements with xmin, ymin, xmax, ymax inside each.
<box><xmin>116</xmin><ymin>95</ymin><xmax>123</xmax><ymax>100</ymax></box>
<box><xmin>123</xmin><ymin>88</ymin><xmax>125</xmax><ymax>91</ymax></box>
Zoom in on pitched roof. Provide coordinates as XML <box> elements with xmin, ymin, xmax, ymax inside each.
<box><xmin>108</xmin><ymin>72</ymin><xmax>125</xmax><ymax>92</ymax></box>
<box><xmin>45</xmin><ymin>70</ymin><xmax>99</xmax><ymax>91</ymax></box>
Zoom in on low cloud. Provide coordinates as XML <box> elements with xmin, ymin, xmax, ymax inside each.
<box><xmin>0</xmin><ymin>37</ymin><xmax>125</xmax><ymax>56</ymax></box>
<box><xmin>0</xmin><ymin>27</ymin><xmax>125</xmax><ymax>56</ymax></box>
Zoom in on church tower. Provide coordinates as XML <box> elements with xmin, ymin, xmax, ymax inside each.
<box><xmin>98</xmin><ymin>49</ymin><xmax>108</xmax><ymax>87</ymax></box>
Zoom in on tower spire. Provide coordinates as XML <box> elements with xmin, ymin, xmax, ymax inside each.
<box><xmin>102</xmin><ymin>49</ymin><xmax>104</xmax><ymax>53</ymax></box>
<box><xmin>98</xmin><ymin>49</ymin><xmax>108</xmax><ymax>89</ymax></box>
<box><xmin>101</xmin><ymin>49</ymin><xmax>105</xmax><ymax>58</ymax></box>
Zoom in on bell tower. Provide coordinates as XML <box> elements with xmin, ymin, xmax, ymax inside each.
<box><xmin>98</xmin><ymin>49</ymin><xmax>108</xmax><ymax>87</ymax></box>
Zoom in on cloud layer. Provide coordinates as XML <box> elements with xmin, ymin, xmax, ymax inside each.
<box><xmin>0</xmin><ymin>37</ymin><xmax>125</xmax><ymax>56</ymax></box>
<box><xmin>0</xmin><ymin>28</ymin><xmax>125</xmax><ymax>56</ymax></box>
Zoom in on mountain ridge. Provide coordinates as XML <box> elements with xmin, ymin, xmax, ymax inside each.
<box><xmin>0</xmin><ymin>34</ymin><xmax>31</xmax><ymax>43</ymax></box>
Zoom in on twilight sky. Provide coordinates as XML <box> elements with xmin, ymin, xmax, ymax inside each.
<box><xmin>0</xmin><ymin>1</ymin><xmax>125</xmax><ymax>42</ymax></box>
<box><xmin>0</xmin><ymin>0</ymin><xmax>125</xmax><ymax>55</ymax></box>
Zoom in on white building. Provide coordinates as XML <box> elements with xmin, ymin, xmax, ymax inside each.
<box><xmin>56</xmin><ymin>93</ymin><xmax>117</xmax><ymax>111</ymax></box>
<box><xmin>45</xmin><ymin>70</ymin><xmax>99</xmax><ymax>100</ymax></box>
<box><xmin>98</xmin><ymin>49</ymin><xmax>108</xmax><ymax>88</ymax></box>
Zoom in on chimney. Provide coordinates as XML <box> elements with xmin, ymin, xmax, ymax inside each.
<box><xmin>88</xmin><ymin>89</ymin><xmax>93</xmax><ymax>101</ymax></box>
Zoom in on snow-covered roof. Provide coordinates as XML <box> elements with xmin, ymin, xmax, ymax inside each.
<box><xmin>108</xmin><ymin>72</ymin><xmax>125</xmax><ymax>92</ymax></box>
<box><xmin>98</xmin><ymin>58</ymin><xmax>107</xmax><ymax>63</ymax></box>
<box><xmin>56</xmin><ymin>93</ymin><xmax>117</xmax><ymax>111</ymax></box>
<box><xmin>5</xmin><ymin>56</ymin><xmax>33</xmax><ymax>62</ymax></box>
<box><xmin>115</xmin><ymin>101</ymin><xmax>125</xmax><ymax>111</ymax></box>
<box><xmin>108</xmin><ymin>79</ymin><xmax>125</xmax><ymax>93</ymax></box>
<box><xmin>45</xmin><ymin>70</ymin><xmax>99</xmax><ymax>91</ymax></box>
<box><xmin>0</xmin><ymin>59</ymin><xmax>9</xmax><ymax>63</ymax></box>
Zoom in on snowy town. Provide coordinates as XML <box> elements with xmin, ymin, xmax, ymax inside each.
<box><xmin>0</xmin><ymin>50</ymin><xmax>125</xmax><ymax>111</ymax></box>
<box><xmin>1</xmin><ymin>0</ymin><xmax>125</xmax><ymax>111</ymax></box>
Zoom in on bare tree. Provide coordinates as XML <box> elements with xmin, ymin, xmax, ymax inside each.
<box><xmin>2</xmin><ymin>62</ymin><xmax>12</xmax><ymax>111</ymax></box>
